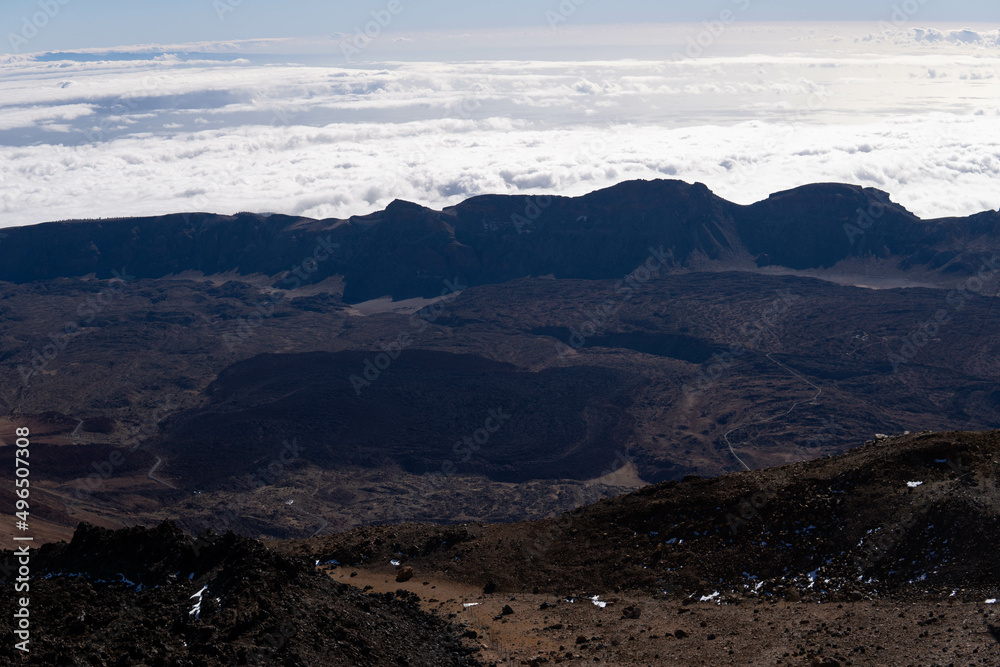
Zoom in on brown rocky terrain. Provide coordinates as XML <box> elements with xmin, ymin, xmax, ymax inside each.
<box><xmin>0</xmin><ymin>181</ymin><xmax>999</xmax><ymax>663</ymax></box>
<box><xmin>5</xmin><ymin>429</ymin><xmax>998</xmax><ymax>666</ymax></box>
<box><xmin>1</xmin><ymin>264</ymin><xmax>999</xmax><ymax>543</ymax></box>
<box><xmin>273</xmin><ymin>429</ymin><xmax>1000</xmax><ymax>665</ymax></box>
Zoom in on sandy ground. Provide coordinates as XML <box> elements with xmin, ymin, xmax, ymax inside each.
<box><xmin>328</xmin><ymin>565</ymin><xmax>1000</xmax><ymax>666</ymax></box>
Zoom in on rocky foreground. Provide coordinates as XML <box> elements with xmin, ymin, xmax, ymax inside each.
<box><xmin>0</xmin><ymin>522</ymin><xmax>481</xmax><ymax>666</ymax></box>
<box><xmin>4</xmin><ymin>430</ymin><xmax>1000</xmax><ymax>665</ymax></box>
<box><xmin>277</xmin><ymin>430</ymin><xmax>1000</xmax><ymax>664</ymax></box>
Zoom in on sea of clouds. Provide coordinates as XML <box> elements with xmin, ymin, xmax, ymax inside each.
<box><xmin>0</xmin><ymin>23</ymin><xmax>998</xmax><ymax>227</ymax></box>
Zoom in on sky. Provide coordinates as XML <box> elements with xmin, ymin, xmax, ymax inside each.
<box><xmin>3</xmin><ymin>0</ymin><xmax>1000</xmax><ymax>54</ymax></box>
<box><xmin>0</xmin><ymin>4</ymin><xmax>999</xmax><ymax>227</ymax></box>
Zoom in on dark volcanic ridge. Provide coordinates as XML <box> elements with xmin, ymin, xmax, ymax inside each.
<box><xmin>0</xmin><ymin>522</ymin><xmax>482</xmax><ymax>666</ymax></box>
<box><xmin>279</xmin><ymin>430</ymin><xmax>1000</xmax><ymax>604</ymax></box>
<box><xmin>157</xmin><ymin>349</ymin><xmax>641</xmax><ymax>487</ymax></box>
<box><xmin>4</xmin><ymin>267</ymin><xmax>1000</xmax><ymax>542</ymax></box>
<box><xmin>1</xmin><ymin>179</ymin><xmax>998</xmax><ymax>302</ymax></box>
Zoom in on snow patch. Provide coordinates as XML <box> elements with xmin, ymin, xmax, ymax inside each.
<box><xmin>189</xmin><ymin>586</ymin><xmax>208</xmax><ymax>620</ymax></box>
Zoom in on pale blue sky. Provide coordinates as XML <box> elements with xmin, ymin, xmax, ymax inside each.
<box><xmin>1</xmin><ymin>4</ymin><xmax>998</xmax><ymax>227</ymax></box>
<box><xmin>3</xmin><ymin>0</ymin><xmax>999</xmax><ymax>54</ymax></box>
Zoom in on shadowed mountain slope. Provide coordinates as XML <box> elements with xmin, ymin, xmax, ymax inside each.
<box><xmin>1</xmin><ymin>180</ymin><xmax>997</xmax><ymax>302</ymax></box>
<box><xmin>279</xmin><ymin>430</ymin><xmax>1000</xmax><ymax>602</ymax></box>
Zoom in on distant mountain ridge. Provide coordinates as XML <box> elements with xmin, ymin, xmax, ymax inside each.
<box><xmin>1</xmin><ymin>180</ymin><xmax>997</xmax><ymax>302</ymax></box>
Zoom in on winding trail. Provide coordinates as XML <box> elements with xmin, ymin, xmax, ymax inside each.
<box><xmin>147</xmin><ymin>456</ymin><xmax>178</xmax><ymax>489</ymax></box>
<box><xmin>723</xmin><ymin>352</ymin><xmax>824</xmax><ymax>472</ymax></box>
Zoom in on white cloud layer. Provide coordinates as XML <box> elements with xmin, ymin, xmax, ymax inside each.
<box><xmin>1</xmin><ymin>23</ymin><xmax>998</xmax><ymax>227</ymax></box>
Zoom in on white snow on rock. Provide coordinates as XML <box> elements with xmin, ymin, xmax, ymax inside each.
<box><xmin>907</xmin><ymin>481</ymin><xmax>923</xmax><ymax>488</ymax></box>
<box><xmin>189</xmin><ymin>586</ymin><xmax>208</xmax><ymax>620</ymax></box>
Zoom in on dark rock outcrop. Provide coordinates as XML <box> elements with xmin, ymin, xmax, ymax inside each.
<box><xmin>2</xmin><ymin>180</ymin><xmax>997</xmax><ymax>302</ymax></box>
<box><xmin>0</xmin><ymin>522</ymin><xmax>481</xmax><ymax>666</ymax></box>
